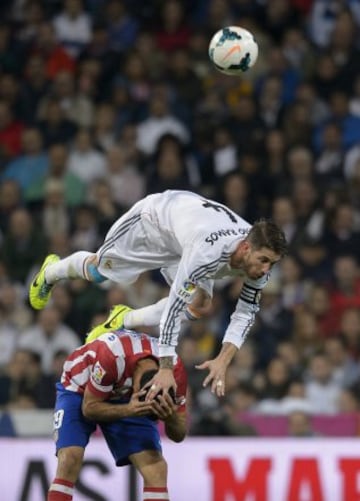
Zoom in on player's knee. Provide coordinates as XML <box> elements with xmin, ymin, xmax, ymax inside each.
<box><xmin>84</xmin><ymin>256</ymin><xmax>106</xmax><ymax>283</ymax></box>
<box><xmin>139</xmin><ymin>455</ymin><xmax>168</xmax><ymax>486</ymax></box>
<box><xmin>57</xmin><ymin>447</ymin><xmax>83</xmax><ymax>480</ymax></box>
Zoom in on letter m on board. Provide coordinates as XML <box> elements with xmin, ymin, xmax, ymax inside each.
<box><xmin>208</xmin><ymin>457</ymin><xmax>271</xmax><ymax>501</ymax></box>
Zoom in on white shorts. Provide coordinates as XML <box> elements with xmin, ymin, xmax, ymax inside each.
<box><xmin>96</xmin><ymin>196</ymin><xmax>177</xmax><ymax>286</ymax></box>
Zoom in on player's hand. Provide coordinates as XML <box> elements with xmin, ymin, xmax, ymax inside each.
<box><xmin>150</xmin><ymin>393</ymin><xmax>178</xmax><ymax>421</ymax></box>
<box><xmin>126</xmin><ymin>390</ymin><xmax>155</xmax><ymax>417</ymax></box>
<box><xmin>144</xmin><ymin>368</ymin><xmax>177</xmax><ymax>402</ymax></box>
<box><xmin>195</xmin><ymin>357</ymin><xmax>226</xmax><ymax>397</ymax></box>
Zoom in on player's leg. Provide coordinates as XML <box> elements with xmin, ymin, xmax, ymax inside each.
<box><xmin>131</xmin><ymin>450</ymin><xmax>169</xmax><ymax>501</ymax></box>
<box><xmin>48</xmin><ymin>385</ymin><xmax>96</xmax><ymax>500</ymax></box>
<box><xmin>29</xmin><ymin>251</ymin><xmax>105</xmax><ymax>310</ymax></box>
<box><xmin>48</xmin><ymin>446</ymin><xmax>84</xmax><ymax>500</ymax></box>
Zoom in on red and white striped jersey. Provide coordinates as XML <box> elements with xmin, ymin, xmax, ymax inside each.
<box><xmin>60</xmin><ymin>329</ymin><xmax>187</xmax><ymax>410</ymax></box>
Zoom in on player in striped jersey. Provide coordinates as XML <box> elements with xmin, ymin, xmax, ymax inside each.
<box><xmin>48</xmin><ymin>328</ymin><xmax>187</xmax><ymax>501</ymax></box>
<box><xmin>30</xmin><ymin>190</ymin><xmax>287</xmax><ymax>400</ymax></box>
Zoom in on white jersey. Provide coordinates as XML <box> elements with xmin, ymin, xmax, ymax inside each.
<box><xmin>97</xmin><ymin>190</ymin><xmax>269</xmax><ymax>357</ymax></box>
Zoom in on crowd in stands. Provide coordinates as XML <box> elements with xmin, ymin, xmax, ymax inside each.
<box><xmin>0</xmin><ymin>0</ymin><xmax>360</xmax><ymax>436</ymax></box>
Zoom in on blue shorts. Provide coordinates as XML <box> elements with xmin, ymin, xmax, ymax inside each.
<box><xmin>53</xmin><ymin>383</ymin><xmax>162</xmax><ymax>466</ymax></box>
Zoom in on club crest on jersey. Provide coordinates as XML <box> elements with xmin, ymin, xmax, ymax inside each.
<box><xmin>178</xmin><ymin>280</ymin><xmax>196</xmax><ymax>300</ymax></box>
<box><xmin>93</xmin><ymin>361</ymin><xmax>106</xmax><ymax>384</ymax></box>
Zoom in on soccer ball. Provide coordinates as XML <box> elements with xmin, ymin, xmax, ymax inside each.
<box><xmin>208</xmin><ymin>26</ymin><xmax>259</xmax><ymax>75</ymax></box>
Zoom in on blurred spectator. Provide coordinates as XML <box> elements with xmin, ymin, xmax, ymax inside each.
<box><xmin>305</xmin><ymin>284</ymin><xmax>337</xmax><ymax>338</ymax></box>
<box><xmin>26</xmin><ymin>142</ymin><xmax>85</xmax><ymax>208</ymax></box>
<box><xmin>38</xmin><ymin>70</ymin><xmax>95</xmax><ymax>128</ymax></box>
<box><xmin>154</xmin><ymin>0</ymin><xmax>192</xmax><ymax>53</ymax></box>
<box><xmin>324</xmin><ymin>337</ymin><xmax>360</xmax><ymax>388</ymax></box>
<box><xmin>37</xmin><ymin>98</ymin><xmax>78</xmax><ymax>147</ymax></box>
<box><xmin>0</xmin><ymin>100</ymin><xmax>24</xmax><ymax>161</ymax></box>
<box><xmin>104</xmin><ymin>144</ymin><xmax>145</xmax><ymax>209</ymax></box>
<box><xmin>0</xmin><ymin>208</ymin><xmax>47</xmax><ymax>283</ymax></box>
<box><xmin>292</xmin><ymin>309</ymin><xmax>323</xmax><ymax>364</ymax></box>
<box><xmin>103</xmin><ymin>0</ymin><xmax>139</xmax><ymax>53</ymax></box>
<box><xmin>86</xmin><ymin>178</ymin><xmax>120</xmax><ymax>238</ymax></box>
<box><xmin>53</xmin><ymin>0</ymin><xmax>92</xmax><ymax>59</ymax></box>
<box><xmin>322</xmin><ymin>203</ymin><xmax>360</xmax><ymax>261</ymax></box>
<box><xmin>0</xmin><ymin>180</ymin><xmax>23</xmax><ymax>235</ymax></box>
<box><xmin>337</xmin><ymin>387</ymin><xmax>360</xmax><ymax>414</ymax></box>
<box><xmin>136</xmin><ymin>91</ymin><xmax>189</xmax><ymax>156</ymax></box>
<box><xmin>305</xmin><ymin>352</ymin><xmax>342</xmax><ymax>414</ymax></box>
<box><xmin>338</xmin><ymin>308</ymin><xmax>360</xmax><ymax>360</ymax></box>
<box><xmin>18</xmin><ymin>306</ymin><xmax>79</xmax><ymax>374</ymax></box>
<box><xmin>31</xmin><ymin>21</ymin><xmax>76</xmax><ymax>80</ymax></box>
<box><xmin>93</xmin><ymin>102</ymin><xmax>117</xmax><ymax>152</ymax></box>
<box><xmin>278</xmin><ymin>255</ymin><xmax>310</xmax><ymax>312</ymax></box>
<box><xmin>1</xmin><ymin>127</ymin><xmax>48</xmax><ymax>197</ymax></box>
<box><xmin>328</xmin><ymin>255</ymin><xmax>360</xmax><ymax>323</ymax></box>
<box><xmin>20</xmin><ymin>54</ymin><xmax>50</xmax><ymax>123</ymax></box>
<box><xmin>68</xmin><ymin>128</ymin><xmax>106</xmax><ymax>185</ymax></box>
<box><xmin>287</xmin><ymin>411</ymin><xmax>318</xmax><ymax>437</ymax></box>
<box><xmin>70</xmin><ymin>204</ymin><xmax>101</xmax><ymax>252</ymax></box>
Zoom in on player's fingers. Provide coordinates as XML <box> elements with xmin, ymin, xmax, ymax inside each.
<box><xmin>202</xmin><ymin>372</ymin><xmax>215</xmax><ymax>388</ymax></box>
<box><xmin>195</xmin><ymin>361</ymin><xmax>210</xmax><ymax>370</ymax></box>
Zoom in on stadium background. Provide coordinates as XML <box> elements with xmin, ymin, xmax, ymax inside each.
<box><xmin>0</xmin><ymin>0</ymin><xmax>360</xmax><ymax>499</ymax></box>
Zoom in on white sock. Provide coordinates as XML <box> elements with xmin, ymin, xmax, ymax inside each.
<box><xmin>45</xmin><ymin>251</ymin><xmax>93</xmax><ymax>284</ymax></box>
<box><xmin>124</xmin><ymin>298</ymin><xmax>168</xmax><ymax>328</ymax></box>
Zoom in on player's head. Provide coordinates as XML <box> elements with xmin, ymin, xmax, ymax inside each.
<box><xmin>132</xmin><ymin>356</ymin><xmax>159</xmax><ymax>393</ymax></box>
<box><xmin>231</xmin><ymin>219</ymin><xmax>287</xmax><ymax>279</ymax></box>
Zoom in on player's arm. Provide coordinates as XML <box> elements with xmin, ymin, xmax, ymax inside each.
<box><xmin>197</xmin><ymin>275</ymin><xmax>269</xmax><ymax>396</ymax></box>
<box><xmin>82</xmin><ymin>386</ymin><xmax>153</xmax><ymax>421</ymax></box>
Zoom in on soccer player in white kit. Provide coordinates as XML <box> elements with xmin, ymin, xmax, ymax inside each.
<box><xmin>29</xmin><ymin>190</ymin><xmax>287</xmax><ymax>399</ymax></box>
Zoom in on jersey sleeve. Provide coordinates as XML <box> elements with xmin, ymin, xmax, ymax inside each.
<box><xmin>223</xmin><ymin>273</ymin><xmax>270</xmax><ymax>349</ymax></box>
<box><xmin>87</xmin><ymin>343</ymin><xmax>120</xmax><ymax>398</ymax></box>
<box><xmin>159</xmin><ymin>243</ymin><xmax>223</xmax><ymax>357</ymax></box>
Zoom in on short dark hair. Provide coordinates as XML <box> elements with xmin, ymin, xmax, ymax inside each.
<box><xmin>247</xmin><ymin>219</ymin><xmax>287</xmax><ymax>257</ymax></box>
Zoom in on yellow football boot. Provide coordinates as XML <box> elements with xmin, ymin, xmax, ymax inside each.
<box><xmin>29</xmin><ymin>254</ymin><xmax>60</xmax><ymax>310</ymax></box>
<box><xmin>85</xmin><ymin>304</ymin><xmax>133</xmax><ymax>343</ymax></box>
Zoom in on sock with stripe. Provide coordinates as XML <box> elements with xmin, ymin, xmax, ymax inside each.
<box><xmin>45</xmin><ymin>251</ymin><xmax>93</xmax><ymax>283</ymax></box>
<box><xmin>143</xmin><ymin>486</ymin><xmax>169</xmax><ymax>500</ymax></box>
<box><xmin>47</xmin><ymin>478</ymin><xmax>74</xmax><ymax>500</ymax></box>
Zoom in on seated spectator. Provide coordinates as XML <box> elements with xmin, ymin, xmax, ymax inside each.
<box><xmin>70</xmin><ymin>204</ymin><xmax>102</xmax><ymax>252</ymax></box>
<box><xmin>86</xmin><ymin>178</ymin><xmax>121</xmax><ymax>238</ymax></box>
<box><xmin>328</xmin><ymin>255</ymin><xmax>360</xmax><ymax>324</ymax></box>
<box><xmin>26</xmin><ymin>142</ymin><xmax>85</xmax><ymax>208</ymax></box>
<box><xmin>0</xmin><ymin>100</ymin><xmax>24</xmax><ymax>161</ymax></box>
<box><xmin>103</xmin><ymin>0</ymin><xmax>139</xmax><ymax>53</ymax></box>
<box><xmin>305</xmin><ymin>284</ymin><xmax>337</xmax><ymax>338</ymax></box>
<box><xmin>292</xmin><ymin>309</ymin><xmax>324</xmax><ymax>364</ymax></box>
<box><xmin>154</xmin><ymin>0</ymin><xmax>192</xmax><ymax>53</ymax></box>
<box><xmin>304</xmin><ymin>352</ymin><xmax>342</xmax><ymax>415</ymax></box>
<box><xmin>68</xmin><ymin>128</ymin><xmax>106</xmax><ymax>185</ymax></box>
<box><xmin>37</xmin><ymin>98</ymin><xmax>78</xmax><ymax>147</ymax></box>
<box><xmin>136</xmin><ymin>91</ymin><xmax>189</xmax><ymax>156</ymax></box>
<box><xmin>31</xmin><ymin>22</ymin><xmax>76</xmax><ymax>79</ymax></box>
<box><xmin>338</xmin><ymin>308</ymin><xmax>360</xmax><ymax>361</ymax></box>
<box><xmin>38</xmin><ymin>70</ymin><xmax>95</xmax><ymax>128</ymax></box>
<box><xmin>20</xmin><ymin>54</ymin><xmax>50</xmax><ymax>123</ymax></box>
<box><xmin>287</xmin><ymin>411</ymin><xmax>319</xmax><ymax>437</ymax></box>
<box><xmin>0</xmin><ymin>179</ymin><xmax>22</xmax><ymax>235</ymax></box>
<box><xmin>104</xmin><ymin>144</ymin><xmax>145</xmax><ymax>209</ymax></box>
<box><xmin>1</xmin><ymin>127</ymin><xmax>48</xmax><ymax>196</ymax></box>
<box><xmin>324</xmin><ymin>337</ymin><xmax>360</xmax><ymax>388</ymax></box>
<box><xmin>53</xmin><ymin>0</ymin><xmax>92</xmax><ymax>59</ymax></box>
<box><xmin>0</xmin><ymin>207</ymin><xmax>48</xmax><ymax>283</ymax></box>
<box><xmin>18</xmin><ymin>306</ymin><xmax>80</xmax><ymax>374</ymax></box>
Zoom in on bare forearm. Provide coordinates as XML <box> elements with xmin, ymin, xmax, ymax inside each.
<box><xmin>218</xmin><ymin>342</ymin><xmax>238</xmax><ymax>366</ymax></box>
<box><xmin>82</xmin><ymin>400</ymin><xmax>131</xmax><ymax>422</ymax></box>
